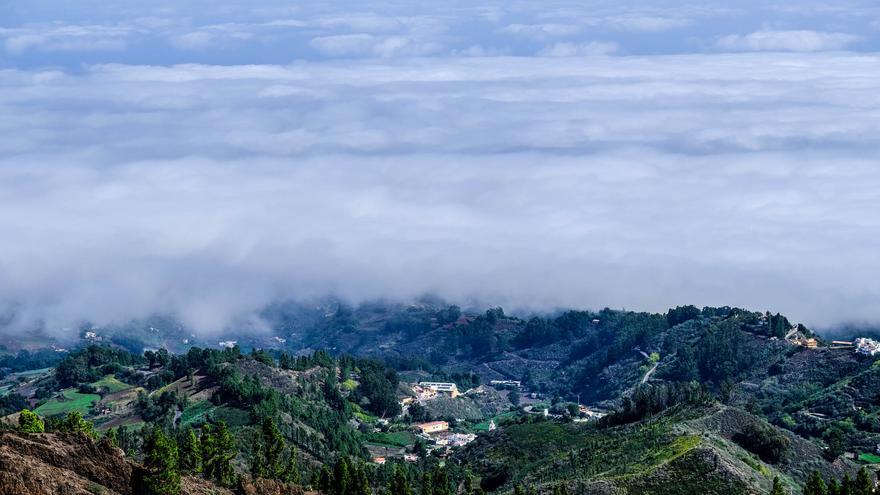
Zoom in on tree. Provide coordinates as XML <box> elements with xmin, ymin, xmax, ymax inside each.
<box><xmin>332</xmin><ymin>457</ymin><xmax>351</xmax><ymax>495</ymax></box>
<box><xmin>432</xmin><ymin>466</ymin><xmax>452</xmax><ymax>495</ymax></box>
<box><xmin>508</xmin><ymin>388</ymin><xmax>520</xmax><ymax>407</ymax></box>
<box><xmin>251</xmin><ymin>417</ymin><xmax>285</xmax><ymax>479</ymax></box>
<box><xmin>770</xmin><ymin>477</ymin><xmax>786</xmax><ymax>495</ymax></box>
<box><xmin>142</xmin><ymin>428</ymin><xmax>181</xmax><ymax>495</ymax></box>
<box><xmin>828</xmin><ymin>479</ymin><xmax>841</xmax><ymax>495</ymax></box>
<box><xmin>202</xmin><ymin>422</ymin><xmax>237</xmax><ymax>487</ymax></box>
<box><xmin>351</xmin><ymin>463</ymin><xmax>370</xmax><ymax>495</ymax></box>
<box><xmin>318</xmin><ymin>465</ymin><xmax>333</xmax><ymax>494</ymax></box>
<box><xmin>733</xmin><ymin>423</ymin><xmax>790</xmax><ymax>464</ymax></box>
<box><xmin>804</xmin><ymin>471</ymin><xmax>828</xmax><ymax>495</ymax></box>
<box><xmin>824</xmin><ymin>427</ymin><xmax>847</xmax><ymax>460</ymax></box>
<box><xmin>390</xmin><ymin>464</ymin><xmax>413</xmax><ymax>495</ymax></box>
<box><xmin>421</xmin><ymin>470</ymin><xmax>432</xmax><ymax>495</ymax></box>
<box><xmin>854</xmin><ymin>467</ymin><xmax>874</xmax><ymax>495</ymax></box>
<box><xmin>59</xmin><ymin>412</ymin><xmax>96</xmax><ymax>438</ymax></box>
<box><xmin>104</xmin><ymin>427</ymin><xmax>119</xmax><ymax>448</ymax></box>
<box><xmin>841</xmin><ymin>474</ymin><xmax>853</xmax><ymax>495</ymax></box>
<box><xmin>281</xmin><ymin>447</ymin><xmax>301</xmax><ymax>484</ymax></box>
<box><xmin>18</xmin><ymin>409</ymin><xmax>44</xmax><ymax>433</ymax></box>
<box><xmin>180</xmin><ymin>428</ymin><xmax>201</xmax><ymax>473</ymax></box>
<box><xmin>408</xmin><ymin>402</ymin><xmax>430</xmax><ymax>422</ymax></box>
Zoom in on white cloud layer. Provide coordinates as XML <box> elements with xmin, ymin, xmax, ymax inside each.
<box><xmin>2</xmin><ymin>52</ymin><xmax>880</xmax><ymax>334</ymax></box>
<box><xmin>716</xmin><ymin>30</ymin><xmax>861</xmax><ymax>52</ymax></box>
<box><xmin>1</xmin><ymin>0</ymin><xmax>879</xmax><ymax>335</ymax></box>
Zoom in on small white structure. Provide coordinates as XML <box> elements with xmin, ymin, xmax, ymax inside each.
<box><xmin>490</xmin><ymin>380</ymin><xmax>521</xmax><ymax>388</ymax></box>
<box><xmin>219</xmin><ymin>340</ymin><xmax>237</xmax><ymax>348</ymax></box>
<box><xmin>448</xmin><ymin>433</ymin><xmax>477</xmax><ymax>447</ymax></box>
<box><xmin>416</xmin><ymin>421</ymin><xmax>449</xmax><ymax>434</ymax></box>
<box><xmin>419</xmin><ymin>382</ymin><xmax>460</xmax><ymax>397</ymax></box>
<box><xmin>856</xmin><ymin>338</ymin><xmax>880</xmax><ymax>356</ymax></box>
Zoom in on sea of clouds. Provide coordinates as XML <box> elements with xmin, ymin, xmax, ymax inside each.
<box><xmin>1</xmin><ymin>0</ymin><xmax>879</xmax><ymax>334</ymax></box>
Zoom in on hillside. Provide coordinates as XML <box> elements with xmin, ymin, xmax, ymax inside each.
<box><xmin>456</xmin><ymin>404</ymin><xmax>858</xmax><ymax>495</ymax></box>
<box><xmin>3</xmin><ymin>302</ymin><xmax>880</xmax><ymax>494</ymax></box>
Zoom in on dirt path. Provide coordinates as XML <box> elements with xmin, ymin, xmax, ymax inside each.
<box><xmin>640</xmin><ymin>362</ymin><xmax>659</xmax><ymax>385</ymax></box>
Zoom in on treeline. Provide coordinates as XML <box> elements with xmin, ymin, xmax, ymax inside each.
<box><xmin>802</xmin><ymin>468</ymin><xmax>876</xmax><ymax>495</ymax></box>
<box><xmin>601</xmin><ymin>382</ymin><xmax>713</xmax><ymax>426</ymax></box>
<box><xmin>0</xmin><ymin>348</ymin><xmax>66</xmax><ymax>375</ymax></box>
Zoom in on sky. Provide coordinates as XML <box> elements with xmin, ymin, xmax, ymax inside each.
<box><xmin>1</xmin><ymin>0</ymin><xmax>879</xmax><ymax>334</ymax></box>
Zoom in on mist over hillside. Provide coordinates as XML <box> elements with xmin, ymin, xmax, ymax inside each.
<box><xmin>2</xmin><ymin>1</ymin><xmax>880</xmax><ymax>335</ymax></box>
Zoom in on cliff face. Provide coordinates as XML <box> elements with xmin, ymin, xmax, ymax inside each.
<box><xmin>0</xmin><ymin>431</ymin><xmax>134</xmax><ymax>495</ymax></box>
<box><xmin>0</xmin><ymin>432</ymin><xmax>242</xmax><ymax>495</ymax></box>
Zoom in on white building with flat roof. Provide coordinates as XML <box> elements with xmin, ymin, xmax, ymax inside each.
<box><xmin>419</xmin><ymin>382</ymin><xmax>459</xmax><ymax>397</ymax></box>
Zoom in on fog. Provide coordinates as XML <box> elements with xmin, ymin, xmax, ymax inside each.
<box><xmin>1</xmin><ymin>1</ymin><xmax>880</xmax><ymax>335</ymax></box>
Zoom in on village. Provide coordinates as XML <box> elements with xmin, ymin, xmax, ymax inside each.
<box><xmin>368</xmin><ymin>378</ymin><xmax>608</xmax><ymax>465</ymax></box>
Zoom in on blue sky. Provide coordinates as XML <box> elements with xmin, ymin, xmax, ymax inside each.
<box><xmin>1</xmin><ymin>1</ymin><xmax>879</xmax><ymax>334</ymax></box>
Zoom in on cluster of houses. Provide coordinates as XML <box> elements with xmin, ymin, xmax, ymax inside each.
<box><xmin>856</xmin><ymin>338</ymin><xmax>880</xmax><ymax>356</ymax></box>
<box><xmin>415</xmin><ymin>382</ymin><xmax>460</xmax><ymax>398</ymax></box>
<box><xmin>785</xmin><ymin>330</ymin><xmax>880</xmax><ymax>358</ymax></box>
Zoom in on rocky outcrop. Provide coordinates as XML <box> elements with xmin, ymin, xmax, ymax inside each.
<box><xmin>0</xmin><ymin>431</ymin><xmax>134</xmax><ymax>495</ymax></box>
<box><xmin>0</xmin><ymin>431</ymin><xmax>310</xmax><ymax>495</ymax></box>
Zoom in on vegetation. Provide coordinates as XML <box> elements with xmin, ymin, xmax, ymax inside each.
<box><xmin>143</xmin><ymin>427</ymin><xmax>181</xmax><ymax>495</ymax></box>
<box><xmin>3</xmin><ymin>301</ymin><xmax>878</xmax><ymax>495</ymax></box>
<box><xmin>18</xmin><ymin>409</ymin><xmax>44</xmax><ymax>433</ymax></box>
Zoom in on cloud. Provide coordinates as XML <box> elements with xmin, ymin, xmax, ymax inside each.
<box><xmin>309</xmin><ymin>34</ymin><xmax>443</xmax><ymax>58</ymax></box>
<box><xmin>538</xmin><ymin>42</ymin><xmax>618</xmax><ymax>57</ymax></box>
<box><xmin>716</xmin><ymin>30</ymin><xmax>860</xmax><ymax>52</ymax></box>
<box><xmin>2</xmin><ymin>0</ymin><xmax>880</xmax><ymax>337</ymax></box>
<box><xmin>501</xmin><ymin>23</ymin><xmax>583</xmax><ymax>38</ymax></box>
<box><xmin>3</xmin><ymin>24</ymin><xmax>132</xmax><ymax>55</ymax></box>
<box><xmin>1</xmin><ymin>52</ymin><xmax>880</xmax><ymax>335</ymax></box>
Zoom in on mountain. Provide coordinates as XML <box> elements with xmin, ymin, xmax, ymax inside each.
<box><xmin>1</xmin><ymin>302</ymin><xmax>879</xmax><ymax>494</ymax></box>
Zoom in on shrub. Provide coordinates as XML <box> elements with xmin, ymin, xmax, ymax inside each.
<box><xmin>18</xmin><ymin>409</ymin><xmax>45</xmax><ymax>433</ymax></box>
<box><xmin>733</xmin><ymin>422</ymin><xmax>790</xmax><ymax>464</ymax></box>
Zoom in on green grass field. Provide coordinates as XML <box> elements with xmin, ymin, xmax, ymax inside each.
<box><xmin>366</xmin><ymin>431</ymin><xmax>416</xmax><ymax>447</ymax></box>
<box><xmin>34</xmin><ymin>389</ymin><xmax>100</xmax><ymax>417</ymax></box>
<box><xmin>859</xmin><ymin>453</ymin><xmax>880</xmax><ymax>464</ymax></box>
<box><xmin>180</xmin><ymin>400</ymin><xmax>215</xmax><ymax>426</ymax></box>
<box><xmin>212</xmin><ymin>406</ymin><xmax>251</xmax><ymax>427</ymax></box>
<box><xmin>92</xmin><ymin>375</ymin><xmax>132</xmax><ymax>394</ymax></box>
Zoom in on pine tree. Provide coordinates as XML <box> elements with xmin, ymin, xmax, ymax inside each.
<box><xmin>351</xmin><ymin>463</ymin><xmax>371</xmax><ymax>495</ymax></box>
<box><xmin>432</xmin><ymin>466</ymin><xmax>451</xmax><ymax>495</ymax></box>
<box><xmin>60</xmin><ymin>411</ymin><xmax>96</xmax><ymax>438</ymax></box>
<box><xmin>390</xmin><ymin>464</ymin><xmax>413</xmax><ymax>495</ymax></box>
<box><xmin>318</xmin><ymin>465</ymin><xmax>334</xmax><ymax>494</ymax></box>
<box><xmin>282</xmin><ymin>447</ymin><xmax>301</xmax><ymax>484</ymax></box>
<box><xmin>104</xmin><ymin>428</ymin><xmax>119</xmax><ymax>448</ymax></box>
<box><xmin>805</xmin><ymin>471</ymin><xmax>828</xmax><ymax>495</ymax></box>
<box><xmin>213</xmin><ymin>421</ymin><xmax>237</xmax><ymax>487</ymax></box>
<box><xmin>199</xmin><ymin>424</ymin><xmax>217</xmax><ymax>477</ymax></box>
<box><xmin>18</xmin><ymin>409</ymin><xmax>44</xmax><ymax>433</ymax></box>
<box><xmin>332</xmin><ymin>457</ymin><xmax>352</xmax><ymax>495</ymax></box>
<box><xmin>828</xmin><ymin>479</ymin><xmax>841</xmax><ymax>495</ymax></box>
<box><xmin>841</xmin><ymin>474</ymin><xmax>854</xmax><ymax>495</ymax></box>
<box><xmin>180</xmin><ymin>427</ymin><xmax>201</xmax><ymax>473</ymax></box>
<box><xmin>251</xmin><ymin>417</ymin><xmax>285</xmax><ymax>479</ymax></box>
<box><xmin>770</xmin><ymin>477</ymin><xmax>786</xmax><ymax>495</ymax></box>
<box><xmin>421</xmin><ymin>470</ymin><xmax>432</xmax><ymax>495</ymax></box>
<box><xmin>142</xmin><ymin>428</ymin><xmax>181</xmax><ymax>495</ymax></box>
<box><xmin>201</xmin><ymin>422</ymin><xmax>236</xmax><ymax>487</ymax></box>
<box><xmin>514</xmin><ymin>486</ymin><xmax>525</xmax><ymax>495</ymax></box>
<box><xmin>854</xmin><ymin>468</ymin><xmax>874</xmax><ymax>495</ymax></box>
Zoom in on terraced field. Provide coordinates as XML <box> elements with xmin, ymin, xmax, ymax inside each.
<box><xmin>34</xmin><ymin>389</ymin><xmax>100</xmax><ymax>417</ymax></box>
<box><xmin>91</xmin><ymin>375</ymin><xmax>132</xmax><ymax>394</ymax></box>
